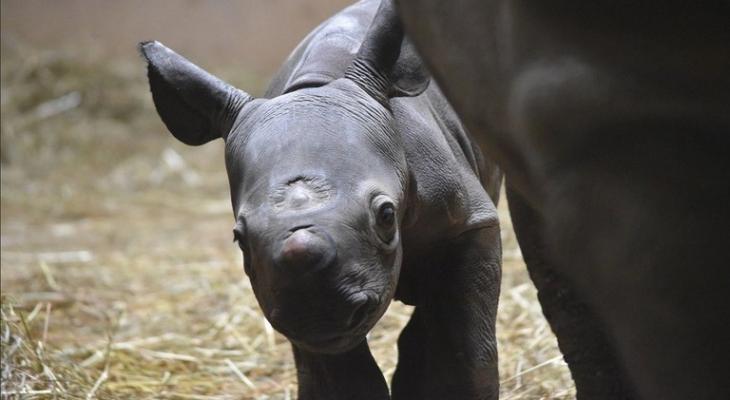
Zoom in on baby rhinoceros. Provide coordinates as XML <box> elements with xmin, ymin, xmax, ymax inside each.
<box><xmin>140</xmin><ymin>1</ymin><xmax>502</xmax><ymax>399</ymax></box>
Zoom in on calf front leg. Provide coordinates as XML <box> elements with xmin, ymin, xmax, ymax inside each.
<box><xmin>293</xmin><ymin>340</ymin><xmax>390</xmax><ymax>400</ymax></box>
<box><xmin>391</xmin><ymin>226</ymin><xmax>501</xmax><ymax>400</ymax></box>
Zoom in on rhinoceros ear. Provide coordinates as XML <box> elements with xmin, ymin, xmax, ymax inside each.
<box><xmin>139</xmin><ymin>41</ymin><xmax>253</xmax><ymax>145</ymax></box>
<box><xmin>345</xmin><ymin>0</ymin><xmax>430</xmax><ymax>103</ymax></box>
<box><xmin>388</xmin><ymin>36</ymin><xmax>430</xmax><ymax>97</ymax></box>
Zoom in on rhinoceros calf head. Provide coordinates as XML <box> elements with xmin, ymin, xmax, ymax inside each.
<box><xmin>139</xmin><ymin>4</ymin><xmax>428</xmax><ymax>354</ymax></box>
<box><xmin>225</xmin><ymin>83</ymin><xmax>408</xmax><ymax>354</ymax></box>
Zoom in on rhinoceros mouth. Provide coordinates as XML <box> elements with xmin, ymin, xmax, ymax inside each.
<box><xmin>269</xmin><ymin>289</ymin><xmax>380</xmax><ymax>354</ymax></box>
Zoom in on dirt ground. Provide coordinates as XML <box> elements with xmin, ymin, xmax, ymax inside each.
<box><xmin>1</xmin><ymin>2</ymin><xmax>574</xmax><ymax>399</ymax></box>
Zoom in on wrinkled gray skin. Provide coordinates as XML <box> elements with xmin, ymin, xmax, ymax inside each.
<box><xmin>396</xmin><ymin>1</ymin><xmax>730</xmax><ymax>399</ymax></box>
<box><xmin>140</xmin><ymin>1</ymin><xmax>502</xmax><ymax>399</ymax></box>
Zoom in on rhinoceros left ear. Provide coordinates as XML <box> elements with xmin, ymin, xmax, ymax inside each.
<box><xmin>139</xmin><ymin>41</ymin><xmax>253</xmax><ymax>145</ymax></box>
<box><xmin>345</xmin><ymin>0</ymin><xmax>430</xmax><ymax>104</ymax></box>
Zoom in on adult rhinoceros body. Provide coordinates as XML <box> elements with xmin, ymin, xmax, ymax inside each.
<box><xmin>396</xmin><ymin>1</ymin><xmax>730</xmax><ymax>399</ymax></box>
<box><xmin>141</xmin><ymin>0</ymin><xmax>502</xmax><ymax>399</ymax></box>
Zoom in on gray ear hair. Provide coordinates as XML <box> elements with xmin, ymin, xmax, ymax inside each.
<box><xmin>139</xmin><ymin>41</ymin><xmax>252</xmax><ymax>145</ymax></box>
<box><xmin>344</xmin><ymin>0</ymin><xmax>430</xmax><ymax>104</ymax></box>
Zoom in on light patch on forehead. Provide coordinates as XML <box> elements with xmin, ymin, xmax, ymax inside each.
<box><xmin>269</xmin><ymin>176</ymin><xmax>334</xmax><ymax>212</ymax></box>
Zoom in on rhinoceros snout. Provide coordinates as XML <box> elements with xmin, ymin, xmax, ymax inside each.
<box><xmin>275</xmin><ymin>226</ymin><xmax>336</xmax><ymax>277</ymax></box>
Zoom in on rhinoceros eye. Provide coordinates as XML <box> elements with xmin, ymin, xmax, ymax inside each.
<box><xmin>232</xmin><ymin>220</ymin><xmax>247</xmax><ymax>250</ymax></box>
<box><xmin>232</xmin><ymin>229</ymin><xmax>243</xmax><ymax>243</ymax></box>
<box><xmin>372</xmin><ymin>195</ymin><xmax>396</xmax><ymax>244</ymax></box>
<box><xmin>377</xmin><ymin>203</ymin><xmax>395</xmax><ymax>227</ymax></box>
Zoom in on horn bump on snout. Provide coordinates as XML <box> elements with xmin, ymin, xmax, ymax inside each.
<box><xmin>276</xmin><ymin>227</ymin><xmax>336</xmax><ymax>275</ymax></box>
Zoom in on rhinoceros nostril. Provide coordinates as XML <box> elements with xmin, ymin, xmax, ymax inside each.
<box><xmin>346</xmin><ymin>292</ymin><xmax>373</xmax><ymax>330</ymax></box>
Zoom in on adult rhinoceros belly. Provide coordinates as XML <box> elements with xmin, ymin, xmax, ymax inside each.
<box><xmin>265</xmin><ymin>0</ymin><xmax>379</xmax><ymax>98</ymax></box>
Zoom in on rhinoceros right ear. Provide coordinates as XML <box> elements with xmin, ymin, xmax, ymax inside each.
<box><xmin>344</xmin><ymin>0</ymin><xmax>430</xmax><ymax>105</ymax></box>
<box><xmin>139</xmin><ymin>41</ymin><xmax>253</xmax><ymax>145</ymax></box>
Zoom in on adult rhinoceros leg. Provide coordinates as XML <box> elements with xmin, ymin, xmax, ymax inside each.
<box><xmin>506</xmin><ymin>184</ymin><xmax>637</xmax><ymax>400</ymax></box>
<box><xmin>391</xmin><ymin>226</ymin><xmax>501</xmax><ymax>400</ymax></box>
<box><xmin>292</xmin><ymin>340</ymin><xmax>389</xmax><ymax>400</ymax></box>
